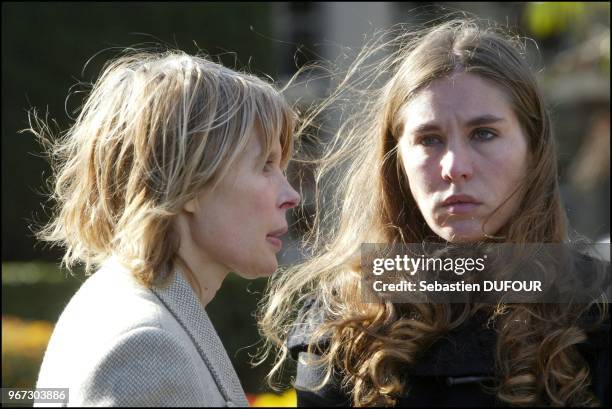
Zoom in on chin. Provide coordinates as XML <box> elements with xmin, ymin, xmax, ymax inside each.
<box><xmin>446</xmin><ymin>235</ymin><xmax>483</xmax><ymax>243</ymax></box>
<box><xmin>436</xmin><ymin>225</ymin><xmax>485</xmax><ymax>243</ymax></box>
<box><xmin>236</xmin><ymin>259</ymin><xmax>278</xmax><ymax>279</ymax></box>
<box><xmin>441</xmin><ymin>215</ymin><xmax>492</xmax><ymax>240</ymax></box>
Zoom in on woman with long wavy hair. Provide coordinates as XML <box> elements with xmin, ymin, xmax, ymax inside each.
<box><xmin>257</xmin><ymin>17</ymin><xmax>609</xmax><ymax>406</ymax></box>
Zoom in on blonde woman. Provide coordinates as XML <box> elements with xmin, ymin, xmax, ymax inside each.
<box><xmin>257</xmin><ymin>18</ymin><xmax>610</xmax><ymax>406</ymax></box>
<box><xmin>31</xmin><ymin>50</ymin><xmax>300</xmax><ymax>406</ymax></box>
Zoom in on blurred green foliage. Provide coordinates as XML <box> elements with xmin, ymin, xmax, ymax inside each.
<box><xmin>525</xmin><ymin>2</ymin><xmax>610</xmax><ymax>72</ymax></box>
<box><xmin>526</xmin><ymin>2</ymin><xmax>589</xmax><ymax>38</ymax></box>
<box><xmin>2</xmin><ymin>263</ymin><xmax>83</xmax><ymax>322</ymax></box>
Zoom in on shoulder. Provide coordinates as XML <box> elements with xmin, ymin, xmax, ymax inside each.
<box><xmin>80</xmin><ymin>327</ymin><xmax>207</xmax><ymax>406</ymax></box>
<box><xmin>37</xmin><ymin>263</ymin><xmax>215</xmax><ymax>404</ymax></box>
<box><xmin>49</xmin><ymin>327</ymin><xmax>208</xmax><ymax>406</ymax></box>
<box><xmin>45</xmin><ymin>261</ymin><xmax>180</xmax><ymax>346</ymax></box>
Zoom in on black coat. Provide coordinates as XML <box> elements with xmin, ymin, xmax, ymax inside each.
<box><xmin>287</xmin><ymin>298</ymin><xmax>610</xmax><ymax>407</ymax></box>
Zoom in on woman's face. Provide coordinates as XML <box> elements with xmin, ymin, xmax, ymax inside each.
<box><xmin>183</xmin><ymin>127</ymin><xmax>300</xmax><ymax>279</ymax></box>
<box><xmin>397</xmin><ymin>72</ymin><xmax>529</xmax><ymax>242</ymax></box>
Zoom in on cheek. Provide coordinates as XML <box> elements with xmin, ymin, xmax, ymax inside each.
<box><xmin>192</xmin><ymin>200</ymin><xmax>242</xmax><ymax>247</ymax></box>
<box><xmin>484</xmin><ymin>140</ymin><xmax>528</xmax><ymax>196</ymax></box>
<box><xmin>240</xmin><ymin>180</ymin><xmax>276</xmax><ymax>224</ymax></box>
<box><xmin>234</xmin><ymin>179</ymin><xmax>281</xmax><ymax>275</ymax></box>
<box><xmin>232</xmin><ymin>178</ymin><xmax>279</xmax><ymax>244</ymax></box>
<box><xmin>253</xmin><ymin>183</ymin><xmax>275</xmax><ymax>211</ymax></box>
<box><xmin>193</xmin><ymin>183</ymin><xmax>261</xmax><ymax>245</ymax></box>
<box><xmin>194</xmin><ymin>184</ymin><xmax>274</xmax><ymax>263</ymax></box>
<box><xmin>402</xmin><ymin>152</ymin><xmax>439</xmax><ymax>199</ymax></box>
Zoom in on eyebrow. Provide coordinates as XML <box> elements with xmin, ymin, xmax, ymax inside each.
<box><xmin>253</xmin><ymin>138</ymin><xmax>282</xmax><ymax>168</ymax></box>
<box><xmin>410</xmin><ymin>115</ymin><xmax>507</xmax><ymax>134</ymax></box>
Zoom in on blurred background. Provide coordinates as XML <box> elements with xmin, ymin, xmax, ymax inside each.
<box><xmin>2</xmin><ymin>2</ymin><xmax>610</xmax><ymax>406</ymax></box>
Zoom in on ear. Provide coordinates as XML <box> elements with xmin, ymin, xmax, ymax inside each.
<box><xmin>183</xmin><ymin>197</ymin><xmax>198</xmax><ymax>214</ymax></box>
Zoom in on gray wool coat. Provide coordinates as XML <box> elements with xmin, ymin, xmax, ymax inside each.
<box><xmin>35</xmin><ymin>257</ymin><xmax>248</xmax><ymax>407</ymax></box>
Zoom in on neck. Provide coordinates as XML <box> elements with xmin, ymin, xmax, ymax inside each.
<box><xmin>174</xmin><ymin>249</ymin><xmax>229</xmax><ymax>308</ymax></box>
<box><xmin>172</xmin><ymin>211</ymin><xmax>230</xmax><ymax>308</ymax></box>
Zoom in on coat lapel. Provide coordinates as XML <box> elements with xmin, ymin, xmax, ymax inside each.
<box><xmin>151</xmin><ymin>270</ymin><xmax>248</xmax><ymax>406</ymax></box>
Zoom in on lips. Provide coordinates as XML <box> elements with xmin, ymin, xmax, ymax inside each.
<box><xmin>440</xmin><ymin>194</ymin><xmax>482</xmax><ymax>214</ymax></box>
<box><xmin>266</xmin><ymin>227</ymin><xmax>288</xmax><ymax>250</ymax></box>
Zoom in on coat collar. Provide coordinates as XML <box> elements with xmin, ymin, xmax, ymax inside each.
<box><xmin>151</xmin><ymin>268</ymin><xmax>248</xmax><ymax>406</ymax></box>
<box><xmin>406</xmin><ymin>312</ymin><xmax>497</xmax><ymax>377</ymax></box>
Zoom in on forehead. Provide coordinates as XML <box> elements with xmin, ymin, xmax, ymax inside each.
<box><xmin>400</xmin><ymin>72</ymin><xmax>515</xmax><ymax>128</ymax></box>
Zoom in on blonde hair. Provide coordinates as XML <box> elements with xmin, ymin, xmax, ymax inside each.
<box><xmin>30</xmin><ymin>49</ymin><xmax>296</xmax><ymax>287</ymax></box>
<box><xmin>258</xmin><ymin>17</ymin><xmax>608</xmax><ymax>406</ymax></box>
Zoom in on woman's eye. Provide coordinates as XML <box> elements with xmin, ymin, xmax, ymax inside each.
<box><xmin>419</xmin><ymin>135</ymin><xmax>443</xmax><ymax>147</ymax></box>
<box><xmin>472</xmin><ymin>128</ymin><xmax>497</xmax><ymax>141</ymax></box>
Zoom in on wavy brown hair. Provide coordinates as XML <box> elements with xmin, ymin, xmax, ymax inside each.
<box><xmin>257</xmin><ymin>17</ymin><xmax>608</xmax><ymax>406</ymax></box>
<box><xmin>29</xmin><ymin>49</ymin><xmax>295</xmax><ymax>288</ymax></box>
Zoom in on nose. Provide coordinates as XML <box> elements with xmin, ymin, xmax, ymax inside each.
<box><xmin>279</xmin><ymin>176</ymin><xmax>301</xmax><ymax>210</ymax></box>
<box><xmin>440</xmin><ymin>141</ymin><xmax>474</xmax><ymax>183</ymax></box>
